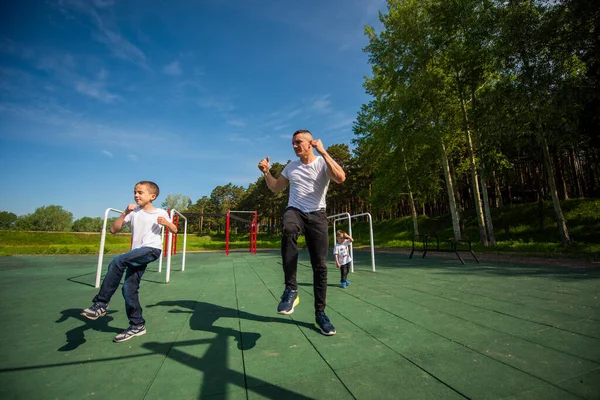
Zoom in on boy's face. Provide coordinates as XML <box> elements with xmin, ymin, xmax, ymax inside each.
<box><xmin>337</xmin><ymin>236</ymin><xmax>344</xmax><ymax>243</ymax></box>
<box><xmin>133</xmin><ymin>184</ymin><xmax>157</xmax><ymax>207</ymax></box>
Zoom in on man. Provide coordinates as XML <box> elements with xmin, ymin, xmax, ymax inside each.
<box><xmin>258</xmin><ymin>130</ymin><xmax>346</xmax><ymax>336</ymax></box>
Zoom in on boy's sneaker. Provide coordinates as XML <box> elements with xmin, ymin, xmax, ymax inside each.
<box><xmin>113</xmin><ymin>324</ymin><xmax>146</xmax><ymax>343</ymax></box>
<box><xmin>277</xmin><ymin>288</ymin><xmax>299</xmax><ymax>315</ymax></box>
<box><xmin>346</xmin><ymin>280</ymin><xmax>351</xmax><ymax>286</ymax></box>
<box><xmin>341</xmin><ymin>282</ymin><xmax>347</xmax><ymax>288</ymax></box>
<box><xmin>81</xmin><ymin>303</ymin><xmax>108</xmax><ymax>320</ymax></box>
<box><xmin>315</xmin><ymin>313</ymin><xmax>336</xmax><ymax>336</ymax></box>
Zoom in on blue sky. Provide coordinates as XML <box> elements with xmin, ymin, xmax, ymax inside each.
<box><xmin>0</xmin><ymin>0</ymin><xmax>385</xmax><ymax>220</ymax></box>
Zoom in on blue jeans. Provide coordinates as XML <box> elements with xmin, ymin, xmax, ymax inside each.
<box><xmin>281</xmin><ymin>207</ymin><xmax>329</xmax><ymax>315</ymax></box>
<box><xmin>93</xmin><ymin>247</ymin><xmax>161</xmax><ymax>326</ymax></box>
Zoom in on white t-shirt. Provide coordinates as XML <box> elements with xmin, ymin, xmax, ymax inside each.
<box><xmin>123</xmin><ymin>207</ymin><xmax>171</xmax><ymax>250</ymax></box>
<box><xmin>333</xmin><ymin>240</ymin><xmax>352</xmax><ymax>265</ymax></box>
<box><xmin>281</xmin><ymin>156</ymin><xmax>330</xmax><ymax>212</ymax></box>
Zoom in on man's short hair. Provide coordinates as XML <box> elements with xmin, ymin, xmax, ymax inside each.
<box><xmin>293</xmin><ymin>129</ymin><xmax>312</xmax><ymax>136</ymax></box>
<box><xmin>136</xmin><ymin>181</ymin><xmax>160</xmax><ymax>198</ymax></box>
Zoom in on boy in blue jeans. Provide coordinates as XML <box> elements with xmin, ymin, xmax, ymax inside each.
<box><xmin>333</xmin><ymin>230</ymin><xmax>353</xmax><ymax>288</ymax></box>
<box><xmin>81</xmin><ymin>181</ymin><xmax>178</xmax><ymax>343</ymax></box>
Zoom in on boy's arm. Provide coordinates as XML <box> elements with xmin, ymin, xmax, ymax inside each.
<box><xmin>334</xmin><ymin>254</ymin><xmax>341</xmax><ymax>268</ymax></box>
<box><xmin>157</xmin><ymin>215</ymin><xmax>178</xmax><ymax>234</ymax></box>
<box><xmin>110</xmin><ymin>204</ymin><xmax>136</xmax><ymax>234</ymax></box>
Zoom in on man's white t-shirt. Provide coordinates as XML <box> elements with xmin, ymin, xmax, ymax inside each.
<box><xmin>281</xmin><ymin>156</ymin><xmax>330</xmax><ymax>212</ymax></box>
<box><xmin>333</xmin><ymin>240</ymin><xmax>352</xmax><ymax>265</ymax></box>
<box><xmin>123</xmin><ymin>207</ymin><xmax>171</xmax><ymax>250</ymax></box>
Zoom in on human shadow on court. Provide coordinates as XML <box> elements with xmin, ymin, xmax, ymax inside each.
<box><xmin>55</xmin><ymin>308</ymin><xmax>122</xmax><ymax>352</ymax></box>
<box><xmin>143</xmin><ymin>300</ymin><xmax>316</xmax><ymax>399</ymax></box>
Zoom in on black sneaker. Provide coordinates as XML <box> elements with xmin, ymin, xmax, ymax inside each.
<box><xmin>113</xmin><ymin>324</ymin><xmax>146</xmax><ymax>343</ymax></box>
<box><xmin>315</xmin><ymin>312</ymin><xmax>336</xmax><ymax>336</ymax></box>
<box><xmin>81</xmin><ymin>303</ymin><xmax>108</xmax><ymax>320</ymax></box>
<box><xmin>277</xmin><ymin>288</ymin><xmax>299</xmax><ymax>315</ymax></box>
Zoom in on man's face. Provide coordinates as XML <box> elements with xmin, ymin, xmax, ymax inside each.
<box><xmin>292</xmin><ymin>133</ymin><xmax>312</xmax><ymax>157</ymax></box>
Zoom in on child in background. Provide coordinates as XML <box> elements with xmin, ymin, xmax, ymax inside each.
<box><xmin>81</xmin><ymin>181</ymin><xmax>178</xmax><ymax>343</ymax></box>
<box><xmin>333</xmin><ymin>230</ymin><xmax>354</xmax><ymax>288</ymax></box>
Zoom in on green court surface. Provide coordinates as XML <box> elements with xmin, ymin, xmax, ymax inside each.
<box><xmin>0</xmin><ymin>251</ymin><xmax>599</xmax><ymax>400</ymax></box>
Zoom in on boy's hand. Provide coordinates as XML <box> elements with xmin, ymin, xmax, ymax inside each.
<box><xmin>124</xmin><ymin>204</ymin><xmax>137</xmax><ymax>214</ymax></box>
<box><xmin>157</xmin><ymin>216</ymin><xmax>169</xmax><ymax>226</ymax></box>
<box><xmin>336</xmin><ymin>263</ymin><xmax>341</xmax><ymax>269</ymax></box>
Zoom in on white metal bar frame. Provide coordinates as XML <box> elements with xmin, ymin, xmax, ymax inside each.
<box><xmin>327</xmin><ymin>212</ymin><xmax>353</xmax><ymax>271</ymax></box>
<box><xmin>96</xmin><ymin>208</ymin><xmax>123</xmax><ymax>288</ymax></box>
<box><xmin>165</xmin><ymin>209</ymin><xmax>188</xmax><ymax>284</ymax></box>
<box><xmin>330</xmin><ymin>212</ymin><xmax>376</xmax><ymax>273</ymax></box>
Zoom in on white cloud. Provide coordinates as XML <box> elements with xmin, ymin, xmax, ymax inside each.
<box><xmin>75</xmin><ymin>80</ymin><xmax>120</xmax><ymax>103</ymax></box>
<box><xmin>227</xmin><ymin>119</ymin><xmax>245</xmax><ymax>127</ymax></box>
<box><xmin>101</xmin><ymin>150</ymin><xmax>113</xmax><ymax>157</ymax></box>
<box><xmin>57</xmin><ymin>0</ymin><xmax>150</xmax><ymax>70</ymax></box>
<box><xmin>128</xmin><ymin>154</ymin><xmax>138</xmax><ymax>162</ymax></box>
<box><xmin>163</xmin><ymin>60</ymin><xmax>182</xmax><ymax>76</ymax></box>
<box><xmin>309</xmin><ymin>94</ymin><xmax>333</xmax><ymax>114</ymax></box>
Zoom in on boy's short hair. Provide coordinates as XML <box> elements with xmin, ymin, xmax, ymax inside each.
<box><xmin>336</xmin><ymin>230</ymin><xmax>346</xmax><ymax>239</ymax></box>
<box><xmin>136</xmin><ymin>181</ymin><xmax>160</xmax><ymax>198</ymax></box>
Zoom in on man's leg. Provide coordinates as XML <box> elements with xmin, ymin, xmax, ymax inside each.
<box><xmin>281</xmin><ymin>208</ymin><xmax>304</xmax><ymax>290</ymax></box>
<box><xmin>278</xmin><ymin>208</ymin><xmax>305</xmax><ymax>314</ymax></box>
<box><xmin>304</xmin><ymin>210</ymin><xmax>329</xmax><ymax>314</ymax></box>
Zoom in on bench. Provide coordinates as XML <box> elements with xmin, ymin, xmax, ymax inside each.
<box><xmin>409</xmin><ymin>234</ymin><xmax>479</xmax><ymax>265</ymax></box>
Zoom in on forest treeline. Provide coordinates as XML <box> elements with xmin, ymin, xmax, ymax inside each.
<box><xmin>1</xmin><ymin>0</ymin><xmax>598</xmax><ymax>248</ymax></box>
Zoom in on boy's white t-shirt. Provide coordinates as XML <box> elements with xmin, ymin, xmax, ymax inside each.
<box><xmin>123</xmin><ymin>207</ymin><xmax>171</xmax><ymax>250</ymax></box>
<box><xmin>333</xmin><ymin>240</ymin><xmax>352</xmax><ymax>265</ymax></box>
<box><xmin>281</xmin><ymin>156</ymin><xmax>330</xmax><ymax>212</ymax></box>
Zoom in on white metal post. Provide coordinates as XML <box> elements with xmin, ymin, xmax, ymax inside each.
<box><xmin>96</xmin><ymin>208</ymin><xmax>123</xmax><ymax>288</ymax></box>
<box><xmin>331</xmin><ymin>212</ymin><xmax>376</xmax><ymax>273</ymax></box>
<box><xmin>165</xmin><ymin>209</ymin><xmax>188</xmax><ymax>283</ymax></box>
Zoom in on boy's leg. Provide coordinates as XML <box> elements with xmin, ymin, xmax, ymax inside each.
<box><xmin>93</xmin><ymin>247</ymin><xmax>159</xmax><ymax>305</ymax></box>
<box><xmin>304</xmin><ymin>210</ymin><xmax>329</xmax><ymax>315</ymax></box>
<box><xmin>341</xmin><ymin>264</ymin><xmax>349</xmax><ymax>282</ymax></box>
<box><xmin>123</xmin><ymin>263</ymin><xmax>149</xmax><ymax>326</ymax></box>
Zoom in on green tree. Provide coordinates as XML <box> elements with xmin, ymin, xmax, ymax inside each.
<box><xmin>14</xmin><ymin>205</ymin><xmax>73</xmax><ymax>232</ymax></box>
<box><xmin>0</xmin><ymin>211</ymin><xmax>17</xmax><ymax>230</ymax></box>
<box><xmin>72</xmin><ymin>217</ymin><xmax>104</xmax><ymax>232</ymax></box>
<box><xmin>161</xmin><ymin>194</ymin><xmax>192</xmax><ymax>212</ymax></box>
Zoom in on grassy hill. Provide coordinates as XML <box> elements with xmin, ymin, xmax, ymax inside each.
<box><xmin>1</xmin><ymin>199</ymin><xmax>598</xmax><ymax>260</ymax></box>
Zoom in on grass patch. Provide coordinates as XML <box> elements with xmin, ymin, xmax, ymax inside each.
<box><xmin>1</xmin><ymin>199</ymin><xmax>598</xmax><ymax>260</ymax></box>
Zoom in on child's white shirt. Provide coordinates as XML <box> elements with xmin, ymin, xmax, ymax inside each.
<box><xmin>333</xmin><ymin>239</ymin><xmax>352</xmax><ymax>265</ymax></box>
<box><xmin>123</xmin><ymin>207</ymin><xmax>171</xmax><ymax>250</ymax></box>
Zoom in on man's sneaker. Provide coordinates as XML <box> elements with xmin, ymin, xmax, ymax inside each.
<box><xmin>341</xmin><ymin>282</ymin><xmax>347</xmax><ymax>288</ymax></box>
<box><xmin>277</xmin><ymin>288</ymin><xmax>299</xmax><ymax>315</ymax></box>
<box><xmin>113</xmin><ymin>324</ymin><xmax>146</xmax><ymax>343</ymax></box>
<box><xmin>315</xmin><ymin>313</ymin><xmax>336</xmax><ymax>336</ymax></box>
<box><xmin>81</xmin><ymin>303</ymin><xmax>108</xmax><ymax>320</ymax></box>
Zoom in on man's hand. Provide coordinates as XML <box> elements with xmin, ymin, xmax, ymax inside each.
<box><xmin>311</xmin><ymin>139</ymin><xmax>326</xmax><ymax>155</ymax></box>
<box><xmin>258</xmin><ymin>156</ymin><xmax>270</xmax><ymax>173</ymax></box>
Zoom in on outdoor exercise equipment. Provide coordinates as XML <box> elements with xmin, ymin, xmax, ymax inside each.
<box><xmin>327</xmin><ymin>212</ymin><xmax>376</xmax><ymax>272</ymax></box>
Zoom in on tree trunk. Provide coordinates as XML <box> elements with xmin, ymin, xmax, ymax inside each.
<box><xmin>402</xmin><ymin>151</ymin><xmax>419</xmax><ymax>236</ymax></box>
<box><xmin>540</xmin><ymin>134</ymin><xmax>571</xmax><ymax>246</ymax></box>
<box><xmin>479</xmin><ymin>164</ymin><xmax>496</xmax><ymax>246</ymax></box>
<box><xmin>459</xmin><ymin>92</ymin><xmax>488</xmax><ymax>246</ymax></box>
<box><xmin>440</xmin><ymin>139</ymin><xmax>462</xmax><ymax>241</ymax></box>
